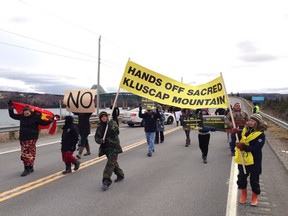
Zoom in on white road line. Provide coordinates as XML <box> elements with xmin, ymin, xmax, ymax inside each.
<box><xmin>226</xmin><ymin>158</ymin><xmax>238</xmax><ymax>216</ymax></box>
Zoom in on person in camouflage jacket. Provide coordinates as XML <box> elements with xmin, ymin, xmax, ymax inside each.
<box><xmin>94</xmin><ymin>111</ymin><xmax>124</xmax><ymax>190</ymax></box>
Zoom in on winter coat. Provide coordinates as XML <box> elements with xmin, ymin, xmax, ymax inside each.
<box><xmin>156</xmin><ymin>112</ymin><xmax>165</xmax><ymax>132</ymax></box>
<box><xmin>61</xmin><ymin>124</ymin><xmax>79</xmax><ymax>151</ymax></box>
<box><xmin>138</xmin><ymin>108</ymin><xmax>161</xmax><ymax>132</ymax></box>
<box><xmin>73</xmin><ymin>112</ymin><xmax>92</xmax><ymax>135</ymax></box>
<box><xmin>94</xmin><ymin>120</ymin><xmax>123</xmax><ymax>157</ymax></box>
<box><xmin>8</xmin><ymin>108</ymin><xmax>53</xmax><ymax>141</ymax></box>
<box><xmin>238</xmin><ymin>122</ymin><xmax>268</xmax><ymax>174</ymax></box>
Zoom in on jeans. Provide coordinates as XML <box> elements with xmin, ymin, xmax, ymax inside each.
<box><xmin>145</xmin><ymin>132</ymin><xmax>156</xmax><ymax>154</ymax></box>
<box><xmin>230</xmin><ymin>133</ymin><xmax>236</xmax><ymax>153</ymax></box>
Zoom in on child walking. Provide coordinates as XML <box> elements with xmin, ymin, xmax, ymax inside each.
<box><xmin>61</xmin><ymin>116</ymin><xmax>81</xmax><ymax>174</ymax></box>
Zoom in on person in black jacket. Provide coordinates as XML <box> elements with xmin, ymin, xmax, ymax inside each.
<box><xmin>73</xmin><ymin>112</ymin><xmax>92</xmax><ymax>159</ymax></box>
<box><xmin>61</xmin><ymin>116</ymin><xmax>81</xmax><ymax>174</ymax></box>
<box><xmin>110</xmin><ymin>106</ymin><xmax>120</xmax><ymax>126</ymax></box>
<box><xmin>196</xmin><ymin>108</ymin><xmax>215</xmax><ymax>163</ymax></box>
<box><xmin>138</xmin><ymin>105</ymin><xmax>161</xmax><ymax>157</ymax></box>
<box><xmin>8</xmin><ymin>101</ymin><xmax>55</xmax><ymax>176</ymax></box>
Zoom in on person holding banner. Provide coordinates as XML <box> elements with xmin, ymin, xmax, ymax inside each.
<box><xmin>155</xmin><ymin>105</ymin><xmax>165</xmax><ymax>144</ymax></box>
<box><xmin>233</xmin><ymin>113</ymin><xmax>267</xmax><ymax>206</ymax></box>
<box><xmin>94</xmin><ymin>111</ymin><xmax>124</xmax><ymax>191</ymax></box>
<box><xmin>180</xmin><ymin>108</ymin><xmax>194</xmax><ymax>147</ymax></box>
<box><xmin>138</xmin><ymin>105</ymin><xmax>161</xmax><ymax>157</ymax></box>
<box><xmin>226</xmin><ymin>102</ymin><xmax>248</xmax><ymax>156</ymax></box>
<box><xmin>8</xmin><ymin>101</ymin><xmax>55</xmax><ymax>177</ymax></box>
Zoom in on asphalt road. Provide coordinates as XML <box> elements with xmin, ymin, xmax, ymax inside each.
<box><xmin>1</xmin><ymin>103</ymin><xmax>288</xmax><ymax>216</ymax></box>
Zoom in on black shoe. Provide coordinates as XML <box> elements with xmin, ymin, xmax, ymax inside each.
<box><xmin>74</xmin><ymin>160</ymin><xmax>81</xmax><ymax>171</ymax></box>
<box><xmin>62</xmin><ymin>169</ymin><xmax>72</xmax><ymax>174</ymax></box>
<box><xmin>76</xmin><ymin>155</ymin><xmax>81</xmax><ymax>159</ymax></box>
<box><xmin>203</xmin><ymin>157</ymin><xmax>207</xmax><ymax>164</ymax></box>
<box><xmin>114</xmin><ymin>176</ymin><xmax>124</xmax><ymax>182</ymax></box>
<box><xmin>147</xmin><ymin>152</ymin><xmax>152</xmax><ymax>157</ymax></box>
<box><xmin>20</xmin><ymin>169</ymin><xmax>31</xmax><ymax>177</ymax></box>
<box><xmin>29</xmin><ymin>166</ymin><xmax>34</xmax><ymax>173</ymax></box>
<box><xmin>154</xmin><ymin>141</ymin><xmax>159</xmax><ymax>144</ymax></box>
<box><xmin>101</xmin><ymin>184</ymin><xmax>109</xmax><ymax>191</ymax></box>
<box><xmin>160</xmin><ymin>140</ymin><xmax>164</xmax><ymax>143</ymax></box>
<box><xmin>84</xmin><ymin>152</ymin><xmax>91</xmax><ymax>156</ymax></box>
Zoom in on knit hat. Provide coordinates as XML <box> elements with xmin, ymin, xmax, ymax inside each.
<box><xmin>146</xmin><ymin>106</ymin><xmax>152</xmax><ymax>111</ymax></box>
<box><xmin>250</xmin><ymin>113</ymin><xmax>262</xmax><ymax>124</ymax></box>
<box><xmin>99</xmin><ymin>111</ymin><xmax>108</xmax><ymax>119</ymax></box>
<box><xmin>22</xmin><ymin>106</ymin><xmax>31</xmax><ymax>112</ymax></box>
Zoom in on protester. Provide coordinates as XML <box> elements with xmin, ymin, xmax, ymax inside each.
<box><xmin>252</xmin><ymin>103</ymin><xmax>260</xmax><ymax>114</ymax></box>
<box><xmin>110</xmin><ymin>105</ymin><xmax>120</xmax><ymax>126</ymax></box>
<box><xmin>8</xmin><ymin>100</ymin><xmax>55</xmax><ymax>176</ymax></box>
<box><xmin>155</xmin><ymin>105</ymin><xmax>165</xmax><ymax>144</ymax></box>
<box><xmin>226</xmin><ymin>102</ymin><xmax>249</xmax><ymax>156</ymax></box>
<box><xmin>196</xmin><ymin>108</ymin><xmax>215</xmax><ymax>163</ymax></box>
<box><xmin>234</xmin><ymin>113</ymin><xmax>268</xmax><ymax>206</ymax></box>
<box><xmin>60</xmin><ymin>116</ymin><xmax>81</xmax><ymax>174</ymax></box>
<box><xmin>215</xmin><ymin>107</ymin><xmax>226</xmax><ymax>115</ymax></box>
<box><xmin>174</xmin><ymin>109</ymin><xmax>182</xmax><ymax>126</ymax></box>
<box><xmin>180</xmin><ymin>108</ymin><xmax>194</xmax><ymax>147</ymax></box>
<box><xmin>94</xmin><ymin>111</ymin><xmax>124</xmax><ymax>191</ymax></box>
<box><xmin>138</xmin><ymin>105</ymin><xmax>161</xmax><ymax>157</ymax></box>
<box><xmin>73</xmin><ymin>112</ymin><xmax>92</xmax><ymax>159</ymax></box>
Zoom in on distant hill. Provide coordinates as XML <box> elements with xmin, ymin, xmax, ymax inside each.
<box><xmin>0</xmin><ymin>91</ymin><xmax>64</xmax><ymax>109</ymax></box>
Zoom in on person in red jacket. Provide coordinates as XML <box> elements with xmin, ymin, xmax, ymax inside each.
<box><xmin>8</xmin><ymin>101</ymin><xmax>55</xmax><ymax>176</ymax></box>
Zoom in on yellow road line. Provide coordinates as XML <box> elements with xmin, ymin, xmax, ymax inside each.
<box><xmin>0</xmin><ymin>126</ymin><xmax>181</xmax><ymax>203</ymax></box>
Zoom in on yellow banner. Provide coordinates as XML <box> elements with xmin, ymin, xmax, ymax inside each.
<box><xmin>120</xmin><ymin>60</ymin><xmax>229</xmax><ymax>109</ymax></box>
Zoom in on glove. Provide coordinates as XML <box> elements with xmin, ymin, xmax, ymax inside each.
<box><xmin>236</xmin><ymin>142</ymin><xmax>244</xmax><ymax>150</ymax></box>
<box><xmin>53</xmin><ymin>115</ymin><xmax>60</xmax><ymax>121</ymax></box>
<box><xmin>231</xmin><ymin>128</ymin><xmax>239</xmax><ymax>134</ymax></box>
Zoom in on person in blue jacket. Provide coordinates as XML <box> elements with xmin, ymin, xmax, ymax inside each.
<box><xmin>234</xmin><ymin>113</ymin><xmax>267</xmax><ymax>206</ymax></box>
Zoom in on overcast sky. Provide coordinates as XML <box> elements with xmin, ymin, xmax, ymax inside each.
<box><xmin>1</xmin><ymin>0</ymin><xmax>288</xmax><ymax>95</ymax></box>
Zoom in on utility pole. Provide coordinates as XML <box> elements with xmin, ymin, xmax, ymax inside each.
<box><xmin>97</xmin><ymin>36</ymin><xmax>101</xmax><ymax>116</ymax></box>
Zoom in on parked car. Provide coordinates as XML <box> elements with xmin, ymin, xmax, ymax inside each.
<box><xmin>122</xmin><ymin>108</ymin><xmax>175</xmax><ymax>127</ymax></box>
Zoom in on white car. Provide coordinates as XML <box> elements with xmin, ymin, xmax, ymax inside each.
<box><xmin>122</xmin><ymin>108</ymin><xmax>175</xmax><ymax>127</ymax></box>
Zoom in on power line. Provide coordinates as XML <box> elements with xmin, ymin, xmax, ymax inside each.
<box><xmin>18</xmin><ymin>0</ymin><xmax>101</xmax><ymax>37</ymax></box>
<box><xmin>0</xmin><ymin>41</ymin><xmax>97</xmax><ymax>62</ymax></box>
<box><xmin>0</xmin><ymin>28</ymin><xmax>97</xmax><ymax>59</ymax></box>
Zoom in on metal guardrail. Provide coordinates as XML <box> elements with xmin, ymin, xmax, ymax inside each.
<box><xmin>260</xmin><ymin>112</ymin><xmax>288</xmax><ymax>130</ymax></box>
<box><xmin>0</xmin><ymin>117</ymin><xmax>100</xmax><ymax>134</ymax></box>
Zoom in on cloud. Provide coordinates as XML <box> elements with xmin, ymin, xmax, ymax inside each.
<box><xmin>237</xmin><ymin>41</ymin><xmax>259</xmax><ymax>53</ymax></box>
<box><xmin>9</xmin><ymin>16</ymin><xmax>28</xmax><ymax>23</ymax></box>
<box><xmin>0</xmin><ymin>67</ymin><xmax>93</xmax><ymax>95</ymax></box>
<box><xmin>239</xmin><ymin>54</ymin><xmax>277</xmax><ymax>62</ymax></box>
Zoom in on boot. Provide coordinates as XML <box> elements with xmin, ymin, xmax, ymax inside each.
<box><xmin>76</xmin><ymin>146</ymin><xmax>84</xmax><ymax>159</ymax></box>
<box><xmin>239</xmin><ymin>189</ymin><xmax>247</xmax><ymax>204</ymax></box>
<box><xmin>84</xmin><ymin>145</ymin><xmax>91</xmax><ymax>156</ymax></box>
<box><xmin>185</xmin><ymin>139</ymin><xmax>190</xmax><ymax>147</ymax></box>
<box><xmin>250</xmin><ymin>192</ymin><xmax>258</xmax><ymax>206</ymax></box>
<box><xmin>29</xmin><ymin>166</ymin><xmax>34</xmax><ymax>173</ymax></box>
<box><xmin>21</xmin><ymin>166</ymin><xmax>31</xmax><ymax>177</ymax></box>
<box><xmin>73</xmin><ymin>160</ymin><xmax>81</xmax><ymax>171</ymax></box>
<box><xmin>62</xmin><ymin>164</ymin><xmax>72</xmax><ymax>174</ymax></box>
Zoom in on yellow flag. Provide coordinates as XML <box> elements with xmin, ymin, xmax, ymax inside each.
<box><xmin>120</xmin><ymin>60</ymin><xmax>229</xmax><ymax>109</ymax></box>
